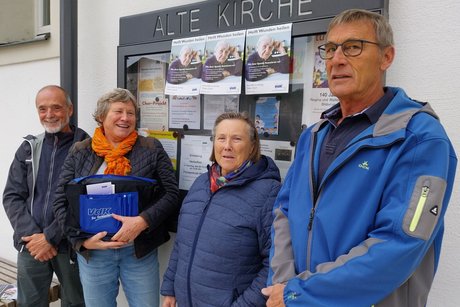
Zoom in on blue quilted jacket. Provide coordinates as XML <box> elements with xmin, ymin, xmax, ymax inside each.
<box><xmin>161</xmin><ymin>155</ymin><xmax>281</xmax><ymax>306</ymax></box>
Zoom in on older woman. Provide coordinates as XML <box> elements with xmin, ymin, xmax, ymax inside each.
<box><xmin>161</xmin><ymin>112</ymin><xmax>281</xmax><ymax>306</ymax></box>
<box><xmin>53</xmin><ymin>88</ymin><xmax>179</xmax><ymax>307</ymax></box>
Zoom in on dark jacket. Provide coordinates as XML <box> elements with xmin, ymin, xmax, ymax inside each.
<box><xmin>161</xmin><ymin>155</ymin><xmax>281</xmax><ymax>306</ymax></box>
<box><xmin>201</xmin><ymin>55</ymin><xmax>243</xmax><ymax>83</ymax></box>
<box><xmin>3</xmin><ymin>126</ymin><xmax>89</xmax><ymax>252</ymax></box>
<box><xmin>166</xmin><ymin>58</ymin><xmax>203</xmax><ymax>84</ymax></box>
<box><xmin>245</xmin><ymin>52</ymin><xmax>289</xmax><ymax>82</ymax></box>
<box><xmin>53</xmin><ymin>136</ymin><xmax>179</xmax><ymax>259</ymax></box>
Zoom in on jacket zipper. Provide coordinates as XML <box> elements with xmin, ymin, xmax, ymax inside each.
<box><xmin>43</xmin><ymin>136</ymin><xmax>58</xmax><ymax>227</ymax></box>
<box><xmin>186</xmin><ymin>193</ymin><xmax>214</xmax><ymax>306</ymax></box>
<box><xmin>306</xmin><ymin>131</ymin><xmax>318</xmax><ymax>271</ymax></box>
<box><xmin>305</xmin><ymin>132</ymin><xmax>404</xmax><ymax>271</ymax></box>
<box><xmin>23</xmin><ymin>139</ymin><xmax>36</xmax><ymax>253</ymax></box>
<box><xmin>409</xmin><ymin>186</ymin><xmax>429</xmax><ymax>232</ymax></box>
<box><xmin>185</xmin><ymin>178</ymin><xmax>247</xmax><ymax>306</ymax></box>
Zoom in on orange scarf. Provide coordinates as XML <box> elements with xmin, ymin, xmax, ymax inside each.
<box><xmin>91</xmin><ymin>127</ymin><xmax>138</xmax><ymax>175</ymax></box>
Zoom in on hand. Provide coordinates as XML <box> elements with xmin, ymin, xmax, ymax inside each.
<box><xmin>162</xmin><ymin>296</ymin><xmax>176</xmax><ymax>307</ymax></box>
<box><xmin>222</xmin><ymin>70</ymin><xmax>231</xmax><ymax>77</ymax></box>
<box><xmin>262</xmin><ymin>284</ymin><xmax>286</xmax><ymax>307</ymax></box>
<box><xmin>231</xmin><ymin>47</ymin><xmax>240</xmax><ymax>59</ymax></box>
<box><xmin>21</xmin><ymin>233</ymin><xmax>57</xmax><ymax>262</ymax></box>
<box><xmin>82</xmin><ymin>231</ymin><xmax>127</xmax><ymax>250</ymax></box>
<box><xmin>266</xmin><ymin>67</ymin><xmax>276</xmax><ymax>75</ymax></box>
<box><xmin>110</xmin><ymin>214</ymin><xmax>148</xmax><ymax>243</ymax></box>
<box><xmin>273</xmin><ymin>41</ymin><xmax>286</xmax><ymax>54</ymax></box>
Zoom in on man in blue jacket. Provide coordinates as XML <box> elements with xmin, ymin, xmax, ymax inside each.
<box><xmin>263</xmin><ymin>9</ymin><xmax>457</xmax><ymax>307</ymax></box>
<box><xmin>3</xmin><ymin>85</ymin><xmax>88</xmax><ymax>307</ymax></box>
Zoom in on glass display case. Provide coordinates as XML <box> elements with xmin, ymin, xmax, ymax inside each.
<box><xmin>117</xmin><ymin>1</ymin><xmax>387</xmax><ymax>192</ymax></box>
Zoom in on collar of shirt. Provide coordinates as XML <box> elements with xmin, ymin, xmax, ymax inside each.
<box><xmin>321</xmin><ymin>87</ymin><xmax>395</xmax><ymax>127</ymax></box>
<box><xmin>44</xmin><ymin>126</ymin><xmax>75</xmax><ymax>142</ymax></box>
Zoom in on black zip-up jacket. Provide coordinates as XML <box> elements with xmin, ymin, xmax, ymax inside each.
<box><xmin>53</xmin><ymin>136</ymin><xmax>180</xmax><ymax>259</ymax></box>
<box><xmin>3</xmin><ymin>126</ymin><xmax>89</xmax><ymax>252</ymax></box>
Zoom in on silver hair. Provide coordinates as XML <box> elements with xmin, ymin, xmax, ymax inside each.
<box><xmin>257</xmin><ymin>35</ymin><xmax>273</xmax><ymax>47</ymax></box>
<box><xmin>327</xmin><ymin>9</ymin><xmax>394</xmax><ymax>47</ymax></box>
<box><xmin>36</xmin><ymin>85</ymin><xmax>73</xmax><ymax>106</ymax></box>
<box><xmin>214</xmin><ymin>40</ymin><xmax>230</xmax><ymax>53</ymax></box>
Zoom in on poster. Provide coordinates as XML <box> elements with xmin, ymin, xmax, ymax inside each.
<box><xmin>139</xmin><ymin>130</ymin><xmax>178</xmax><ymax>170</ymax></box>
<box><xmin>138</xmin><ymin>92</ymin><xmax>168</xmax><ymax>131</ymax></box>
<box><xmin>291</xmin><ymin>36</ymin><xmax>309</xmax><ymax>84</ymax></box>
<box><xmin>200</xmin><ymin>30</ymin><xmax>246</xmax><ymax>95</ymax></box>
<box><xmin>165</xmin><ymin>36</ymin><xmax>207</xmax><ymax>96</ymax></box>
<box><xmin>260</xmin><ymin>140</ymin><xmax>295</xmax><ymax>182</ymax></box>
<box><xmin>245</xmin><ymin>23</ymin><xmax>292</xmax><ymax>94</ymax></box>
<box><xmin>307</xmin><ymin>34</ymin><xmax>338</xmax><ymax>125</ymax></box>
<box><xmin>138</xmin><ymin>57</ymin><xmax>166</xmax><ymax>93</ymax></box>
<box><xmin>179</xmin><ymin>135</ymin><xmax>213</xmax><ymax>190</ymax></box>
<box><xmin>255</xmin><ymin>96</ymin><xmax>280</xmax><ymax>135</ymax></box>
<box><xmin>169</xmin><ymin>95</ymin><xmax>201</xmax><ymax>129</ymax></box>
<box><xmin>203</xmin><ymin>95</ymin><xmax>239</xmax><ymax>130</ymax></box>
<box><xmin>137</xmin><ymin>58</ymin><xmax>168</xmax><ymax>130</ymax></box>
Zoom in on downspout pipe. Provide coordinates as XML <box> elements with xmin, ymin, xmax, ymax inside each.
<box><xmin>60</xmin><ymin>0</ymin><xmax>78</xmax><ymax>126</ymax></box>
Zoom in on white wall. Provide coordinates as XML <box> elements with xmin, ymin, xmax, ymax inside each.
<box><xmin>0</xmin><ymin>58</ymin><xmax>60</xmax><ymax>262</ymax></box>
<box><xmin>1</xmin><ymin>0</ymin><xmax>459</xmax><ymax>306</ymax></box>
<box><xmin>77</xmin><ymin>0</ymin><xmax>199</xmax><ymax>134</ymax></box>
<box><xmin>387</xmin><ymin>2</ymin><xmax>460</xmax><ymax>306</ymax></box>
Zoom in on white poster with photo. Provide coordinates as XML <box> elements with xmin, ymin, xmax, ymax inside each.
<box><xmin>138</xmin><ymin>92</ymin><xmax>168</xmax><ymax>131</ymax></box>
<box><xmin>200</xmin><ymin>30</ymin><xmax>246</xmax><ymax>95</ymax></box>
<box><xmin>245</xmin><ymin>23</ymin><xmax>292</xmax><ymax>95</ymax></box>
<box><xmin>169</xmin><ymin>95</ymin><xmax>201</xmax><ymax>129</ymax></box>
<box><xmin>260</xmin><ymin>140</ymin><xmax>295</xmax><ymax>182</ymax></box>
<box><xmin>165</xmin><ymin>36</ymin><xmax>207</xmax><ymax>96</ymax></box>
<box><xmin>179</xmin><ymin>135</ymin><xmax>213</xmax><ymax>190</ymax></box>
<box><xmin>203</xmin><ymin>95</ymin><xmax>239</xmax><ymax>130</ymax></box>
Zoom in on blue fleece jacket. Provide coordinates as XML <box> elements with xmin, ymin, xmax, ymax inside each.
<box><xmin>268</xmin><ymin>87</ymin><xmax>457</xmax><ymax>307</ymax></box>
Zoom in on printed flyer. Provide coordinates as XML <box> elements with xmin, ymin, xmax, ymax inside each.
<box><xmin>165</xmin><ymin>36</ymin><xmax>207</xmax><ymax>96</ymax></box>
<box><xmin>255</xmin><ymin>96</ymin><xmax>280</xmax><ymax>135</ymax></box>
<box><xmin>245</xmin><ymin>23</ymin><xmax>292</xmax><ymax>94</ymax></box>
<box><xmin>201</xmin><ymin>30</ymin><xmax>246</xmax><ymax>95</ymax></box>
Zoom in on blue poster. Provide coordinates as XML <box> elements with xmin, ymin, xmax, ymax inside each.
<box><xmin>255</xmin><ymin>96</ymin><xmax>280</xmax><ymax>135</ymax></box>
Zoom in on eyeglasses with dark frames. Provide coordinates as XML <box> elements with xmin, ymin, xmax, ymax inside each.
<box><xmin>318</xmin><ymin>39</ymin><xmax>381</xmax><ymax>60</ymax></box>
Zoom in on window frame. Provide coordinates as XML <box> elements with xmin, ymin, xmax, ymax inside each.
<box><xmin>36</xmin><ymin>0</ymin><xmax>51</xmax><ymax>35</ymax></box>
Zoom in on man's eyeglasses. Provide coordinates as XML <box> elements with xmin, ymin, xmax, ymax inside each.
<box><xmin>318</xmin><ymin>39</ymin><xmax>381</xmax><ymax>60</ymax></box>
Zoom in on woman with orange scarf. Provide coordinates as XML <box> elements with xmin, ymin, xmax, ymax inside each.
<box><xmin>53</xmin><ymin>88</ymin><xmax>179</xmax><ymax>307</ymax></box>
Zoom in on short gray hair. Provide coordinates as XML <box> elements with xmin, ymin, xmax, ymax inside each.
<box><xmin>327</xmin><ymin>9</ymin><xmax>394</xmax><ymax>48</ymax></box>
<box><xmin>93</xmin><ymin>88</ymin><xmax>137</xmax><ymax>125</ymax></box>
<box><xmin>210</xmin><ymin>112</ymin><xmax>261</xmax><ymax>163</ymax></box>
<box><xmin>215</xmin><ymin>40</ymin><xmax>230</xmax><ymax>53</ymax></box>
<box><xmin>257</xmin><ymin>35</ymin><xmax>273</xmax><ymax>47</ymax></box>
<box><xmin>36</xmin><ymin>85</ymin><xmax>72</xmax><ymax>106</ymax></box>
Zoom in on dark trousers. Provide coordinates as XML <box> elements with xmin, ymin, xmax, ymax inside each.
<box><xmin>17</xmin><ymin>250</ymin><xmax>85</xmax><ymax>307</ymax></box>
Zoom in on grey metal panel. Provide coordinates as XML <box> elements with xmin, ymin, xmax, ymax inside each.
<box><xmin>117</xmin><ymin>40</ymin><xmax>172</xmax><ymax>88</ymax></box>
<box><xmin>119</xmin><ymin>0</ymin><xmax>387</xmax><ymax>45</ymax></box>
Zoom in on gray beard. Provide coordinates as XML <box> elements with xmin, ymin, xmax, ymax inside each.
<box><xmin>42</xmin><ymin>118</ymin><xmax>69</xmax><ymax>133</ymax></box>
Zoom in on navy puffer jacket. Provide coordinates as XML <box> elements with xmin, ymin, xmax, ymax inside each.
<box><xmin>161</xmin><ymin>155</ymin><xmax>281</xmax><ymax>306</ymax></box>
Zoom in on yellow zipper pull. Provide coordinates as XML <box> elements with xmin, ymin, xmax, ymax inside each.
<box><xmin>409</xmin><ymin>186</ymin><xmax>429</xmax><ymax>232</ymax></box>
